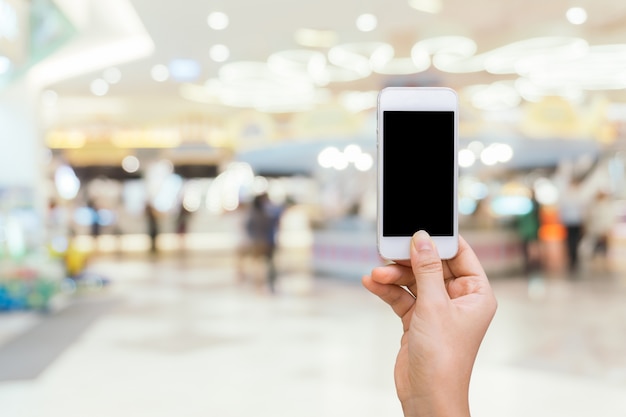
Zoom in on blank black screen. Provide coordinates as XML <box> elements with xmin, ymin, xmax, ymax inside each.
<box><xmin>382</xmin><ymin>111</ymin><xmax>454</xmax><ymax>236</ymax></box>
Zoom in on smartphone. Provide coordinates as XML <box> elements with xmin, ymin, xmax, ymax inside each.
<box><xmin>377</xmin><ymin>86</ymin><xmax>459</xmax><ymax>261</ymax></box>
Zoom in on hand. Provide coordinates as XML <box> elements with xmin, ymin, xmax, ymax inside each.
<box><xmin>362</xmin><ymin>231</ymin><xmax>497</xmax><ymax>417</ymax></box>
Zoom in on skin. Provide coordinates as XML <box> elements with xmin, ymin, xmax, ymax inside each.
<box><xmin>362</xmin><ymin>231</ymin><xmax>497</xmax><ymax>417</ymax></box>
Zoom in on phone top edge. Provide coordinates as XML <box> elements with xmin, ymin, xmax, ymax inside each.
<box><xmin>378</xmin><ymin>87</ymin><xmax>458</xmax><ymax>110</ymax></box>
<box><xmin>379</xmin><ymin>86</ymin><xmax>458</xmax><ymax>96</ymax></box>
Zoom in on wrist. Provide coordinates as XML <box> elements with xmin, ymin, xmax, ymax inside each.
<box><xmin>400</xmin><ymin>391</ymin><xmax>470</xmax><ymax>417</ymax></box>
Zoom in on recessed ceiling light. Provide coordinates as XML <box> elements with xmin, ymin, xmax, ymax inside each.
<box><xmin>356</xmin><ymin>13</ymin><xmax>377</xmax><ymax>32</ymax></box>
<box><xmin>207</xmin><ymin>12</ymin><xmax>229</xmax><ymax>30</ymax></box>
<box><xmin>122</xmin><ymin>155</ymin><xmax>140</xmax><ymax>173</ymax></box>
<box><xmin>566</xmin><ymin>7</ymin><xmax>587</xmax><ymax>25</ymax></box>
<box><xmin>168</xmin><ymin>59</ymin><xmax>201</xmax><ymax>81</ymax></box>
<box><xmin>267</xmin><ymin>49</ymin><xmax>327</xmax><ymax>85</ymax></box>
<box><xmin>294</xmin><ymin>28</ymin><xmax>338</xmax><ymax>48</ymax></box>
<box><xmin>151</xmin><ymin>64</ymin><xmax>170</xmax><ymax>82</ymax></box>
<box><xmin>210</xmin><ymin>44</ymin><xmax>230</xmax><ymax>62</ymax></box>
<box><xmin>90</xmin><ymin>78</ymin><xmax>109</xmax><ymax>96</ymax></box>
<box><xmin>408</xmin><ymin>0</ymin><xmax>442</xmax><ymax>13</ymax></box>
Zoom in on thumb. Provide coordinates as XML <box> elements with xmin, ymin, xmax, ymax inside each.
<box><xmin>410</xmin><ymin>230</ymin><xmax>448</xmax><ymax>303</ymax></box>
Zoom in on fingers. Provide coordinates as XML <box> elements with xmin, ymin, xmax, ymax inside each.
<box><xmin>368</xmin><ymin>263</ymin><xmax>417</xmax><ymax>296</ymax></box>
<box><xmin>410</xmin><ymin>231</ymin><xmax>448</xmax><ymax>304</ymax></box>
<box><xmin>362</xmin><ymin>274</ymin><xmax>415</xmax><ymax>328</ymax></box>
<box><xmin>365</xmin><ymin>232</ymin><xmax>486</xmax><ymax>319</ymax></box>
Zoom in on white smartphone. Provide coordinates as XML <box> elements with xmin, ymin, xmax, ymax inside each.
<box><xmin>377</xmin><ymin>86</ymin><xmax>459</xmax><ymax>261</ymax></box>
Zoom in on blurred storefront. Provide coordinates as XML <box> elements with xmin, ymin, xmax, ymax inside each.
<box><xmin>1</xmin><ymin>0</ymin><xmax>626</xmax><ymax>309</ymax></box>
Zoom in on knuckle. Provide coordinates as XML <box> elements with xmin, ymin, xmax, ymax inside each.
<box><xmin>415</xmin><ymin>257</ymin><xmax>443</xmax><ymax>274</ymax></box>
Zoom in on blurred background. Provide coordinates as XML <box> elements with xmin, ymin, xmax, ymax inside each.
<box><xmin>1</xmin><ymin>0</ymin><xmax>626</xmax><ymax>416</ymax></box>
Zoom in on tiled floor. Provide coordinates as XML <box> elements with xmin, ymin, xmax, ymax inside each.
<box><xmin>1</xmin><ymin>249</ymin><xmax>626</xmax><ymax>417</ymax></box>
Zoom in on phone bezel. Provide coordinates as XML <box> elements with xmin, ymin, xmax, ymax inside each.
<box><xmin>376</xmin><ymin>86</ymin><xmax>459</xmax><ymax>261</ymax></box>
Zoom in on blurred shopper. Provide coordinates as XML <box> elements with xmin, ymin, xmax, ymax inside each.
<box><xmin>87</xmin><ymin>198</ymin><xmax>101</xmax><ymax>242</ymax></box>
<box><xmin>243</xmin><ymin>193</ymin><xmax>283</xmax><ymax>293</ymax></box>
<box><xmin>363</xmin><ymin>231</ymin><xmax>497</xmax><ymax>417</ymax></box>
<box><xmin>515</xmin><ymin>189</ymin><xmax>542</xmax><ymax>276</ymax></box>
<box><xmin>558</xmin><ymin>176</ymin><xmax>587</xmax><ymax>274</ymax></box>
<box><xmin>145</xmin><ymin>202</ymin><xmax>159</xmax><ymax>255</ymax></box>
<box><xmin>584</xmin><ymin>190</ymin><xmax>616</xmax><ymax>269</ymax></box>
<box><xmin>176</xmin><ymin>203</ymin><xmax>192</xmax><ymax>253</ymax></box>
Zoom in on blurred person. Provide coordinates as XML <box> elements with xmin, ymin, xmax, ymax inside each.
<box><xmin>363</xmin><ymin>231</ymin><xmax>497</xmax><ymax>417</ymax></box>
<box><xmin>87</xmin><ymin>198</ymin><xmax>101</xmax><ymax>242</ymax></box>
<box><xmin>243</xmin><ymin>192</ymin><xmax>284</xmax><ymax>293</ymax></box>
<box><xmin>515</xmin><ymin>189</ymin><xmax>542</xmax><ymax>276</ymax></box>
<box><xmin>145</xmin><ymin>202</ymin><xmax>159</xmax><ymax>255</ymax></box>
<box><xmin>558</xmin><ymin>175</ymin><xmax>587</xmax><ymax>274</ymax></box>
<box><xmin>176</xmin><ymin>203</ymin><xmax>192</xmax><ymax>253</ymax></box>
<box><xmin>235</xmin><ymin>199</ymin><xmax>252</xmax><ymax>282</ymax></box>
<box><xmin>584</xmin><ymin>190</ymin><xmax>616</xmax><ymax>269</ymax></box>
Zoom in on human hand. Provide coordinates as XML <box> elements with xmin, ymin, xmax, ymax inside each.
<box><xmin>363</xmin><ymin>231</ymin><xmax>497</xmax><ymax>417</ymax></box>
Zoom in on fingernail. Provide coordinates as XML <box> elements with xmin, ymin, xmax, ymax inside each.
<box><xmin>413</xmin><ymin>230</ymin><xmax>434</xmax><ymax>252</ymax></box>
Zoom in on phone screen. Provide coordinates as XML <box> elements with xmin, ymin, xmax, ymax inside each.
<box><xmin>382</xmin><ymin>110</ymin><xmax>455</xmax><ymax>237</ymax></box>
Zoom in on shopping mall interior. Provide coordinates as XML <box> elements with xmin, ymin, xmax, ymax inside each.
<box><xmin>1</xmin><ymin>0</ymin><xmax>626</xmax><ymax>416</ymax></box>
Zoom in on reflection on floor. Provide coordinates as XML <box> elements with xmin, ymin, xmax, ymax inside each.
<box><xmin>1</xmin><ymin>251</ymin><xmax>625</xmax><ymax>417</ymax></box>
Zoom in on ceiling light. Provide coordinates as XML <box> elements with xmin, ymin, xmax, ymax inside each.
<box><xmin>408</xmin><ymin>0</ymin><xmax>442</xmax><ymax>13</ymax></box>
<box><xmin>122</xmin><ymin>155</ymin><xmax>140</xmax><ymax>173</ymax></box>
<box><xmin>534</xmin><ymin>178</ymin><xmax>559</xmax><ymax>205</ymax></box>
<box><xmin>328</xmin><ymin>42</ymin><xmax>382</xmax><ymax>79</ymax></box>
<box><xmin>458</xmin><ymin>149</ymin><xmax>476</xmax><ymax>168</ymax></box>
<box><xmin>464</xmin><ymin>81</ymin><xmax>521</xmax><ymax>110</ymax></box>
<box><xmin>318</xmin><ymin>146</ymin><xmax>341</xmax><ymax>168</ymax></box>
<box><xmin>168</xmin><ymin>59</ymin><xmax>201</xmax><ymax>81</ymax></box>
<box><xmin>339</xmin><ymin>90</ymin><xmax>378</xmax><ymax>113</ymax></box>
<box><xmin>179</xmin><ymin>83</ymin><xmax>219</xmax><ymax>103</ymax></box>
<box><xmin>90</xmin><ymin>78</ymin><xmax>109</xmax><ymax>96</ymax></box>
<box><xmin>29</xmin><ymin>34</ymin><xmax>154</xmax><ymax>88</ymax></box>
<box><xmin>354</xmin><ymin>153</ymin><xmax>373</xmax><ymax>171</ymax></box>
<box><xmin>467</xmin><ymin>141</ymin><xmax>484</xmax><ymax>156</ymax></box>
<box><xmin>55</xmin><ymin>165</ymin><xmax>81</xmax><ymax>200</ymax></box>
<box><xmin>356</xmin><ymin>13</ymin><xmax>377</xmax><ymax>32</ymax></box>
<box><xmin>371</xmin><ymin>43</ymin><xmax>430</xmax><ymax>75</ymax></box>
<box><xmin>210</xmin><ymin>44</ymin><xmax>230</xmax><ymax>62</ymax></box>
<box><xmin>480</xmin><ymin>146</ymin><xmax>500</xmax><ymax>166</ymax></box>
<box><xmin>207</xmin><ymin>12</ymin><xmax>229</xmax><ymax>30</ymax></box>
<box><xmin>151</xmin><ymin>64</ymin><xmax>170</xmax><ymax>82</ymax></box>
<box><xmin>416</xmin><ymin>36</ymin><xmax>480</xmax><ymax>73</ymax></box>
<box><xmin>268</xmin><ymin>49</ymin><xmax>327</xmax><ymax>85</ymax></box>
<box><xmin>202</xmin><ymin>61</ymin><xmax>317</xmax><ymax>112</ymax></box>
<box><xmin>515</xmin><ymin>77</ymin><xmax>585</xmax><ymax>103</ymax></box>
<box><xmin>523</xmin><ymin>44</ymin><xmax>626</xmax><ymax>91</ymax></box>
<box><xmin>483</xmin><ymin>36</ymin><xmax>588</xmax><ymax>74</ymax></box>
<box><xmin>344</xmin><ymin>144</ymin><xmax>363</xmax><ymax>162</ymax></box>
<box><xmin>566</xmin><ymin>7</ymin><xmax>587</xmax><ymax>25</ymax></box>
<box><xmin>294</xmin><ymin>28</ymin><xmax>338</xmax><ymax>48</ymax></box>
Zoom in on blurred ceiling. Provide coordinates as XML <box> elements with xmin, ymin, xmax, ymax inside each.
<box><xmin>2</xmin><ymin>0</ymin><xmax>624</xmax><ymax>173</ymax></box>
<box><xmin>34</xmin><ymin>0</ymin><xmax>626</xmax><ymax>110</ymax></box>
